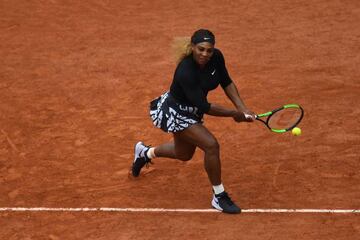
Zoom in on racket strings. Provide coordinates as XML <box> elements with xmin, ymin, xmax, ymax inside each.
<box><xmin>267</xmin><ymin>108</ymin><xmax>302</xmax><ymax>130</ymax></box>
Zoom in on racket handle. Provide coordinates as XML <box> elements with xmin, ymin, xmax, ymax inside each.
<box><xmin>244</xmin><ymin>113</ymin><xmax>256</xmax><ymax>120</ymax></box>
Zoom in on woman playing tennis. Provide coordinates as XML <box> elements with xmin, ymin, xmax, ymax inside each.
<box><xmin>131</xmin><ymin>29</ymin><xmax>255</xmax><ymax>214</ymax></box>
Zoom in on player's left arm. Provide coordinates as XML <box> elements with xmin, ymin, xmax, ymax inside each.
<box><xmin>216</xmin><ymin>49</ymin><xmax>255</xmax><ymax>120</ymax></box>
<box><xmin>223</xmin><ymin>82</ymin><xmax>255</xmax><ymax>120</ymax></box>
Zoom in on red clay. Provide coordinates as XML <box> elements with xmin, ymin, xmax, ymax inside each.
<box><xmin>1</xmin><ymin>0</ymin><xmax>359</xmax><ymax>239</ymax></box>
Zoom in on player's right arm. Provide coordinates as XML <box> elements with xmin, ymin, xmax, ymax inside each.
<box><xmin>178</xmin><ymin>71</ymin><xmax>245</xmax><ymax>120</ymax></box>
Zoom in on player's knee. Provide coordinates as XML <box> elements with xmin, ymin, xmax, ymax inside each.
<box><xmin>176</xmin><ymin>152</ymin><xmax>194</xmax><ymax>161</ymax></box>
<box><xmin>204</xmin><ymin>138</ymin><xmax>219</xmax><ymax>153</ymax></box>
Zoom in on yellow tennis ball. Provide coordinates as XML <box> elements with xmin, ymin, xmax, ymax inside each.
<box><xmin>292</xmin><ymin>127</ymin><xmax>302</xmax><ymax>136</ymax></box>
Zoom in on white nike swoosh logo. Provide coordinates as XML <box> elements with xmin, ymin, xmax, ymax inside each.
<box><xmin>204</xmin><ymin>37</ymin><xmax>211</xmax><ymax>40</ymax></box>
<box><xmin>211</xmin><ymin>69</ymin><xmax>216</xmax><ymax>75</ymax></box>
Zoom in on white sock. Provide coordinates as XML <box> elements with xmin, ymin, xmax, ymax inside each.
<box><xmin>212</xmin><ymin>184</ymin><xmax>225</xmax><ymax>195</ymax></box>
<box><xmin>146</xmin><ymin>147</ymin><xmax>156</xmax><ymax>159</ymax></box>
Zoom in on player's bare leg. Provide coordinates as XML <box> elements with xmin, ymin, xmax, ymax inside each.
<box><xmin>174</xmin><ymin>124</ymin><xmax>221</xmax><ymax>185</ymax></box>
<box><xmin>173</xmin><ymin>123</ymin><xmax>241</xmax><ymax>214</ymax></box>
<box><xmin>153</xmin><ymin>135</ymin><xmax>196</xmax><ymax>161</ymax></box>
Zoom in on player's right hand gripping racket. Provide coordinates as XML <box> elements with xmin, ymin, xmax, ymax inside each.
<box><xmin>253</xmin><ymin>104</ymin><xmax>304</xmax><ymax>133</ymax></box>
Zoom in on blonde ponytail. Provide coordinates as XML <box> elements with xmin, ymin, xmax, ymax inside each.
<box><xmin>171</xmin><ymin>37</ymin><xmax>192</xmax><ymax>64</ymax></box>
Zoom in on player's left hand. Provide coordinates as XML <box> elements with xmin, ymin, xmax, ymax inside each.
<box><xmin>242</xmin><ymin>110</ymin><xmax>256</xmax><ymax>122</ymax></box>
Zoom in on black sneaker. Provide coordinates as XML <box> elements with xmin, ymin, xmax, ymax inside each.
<box><xmin>211</xmin><ymin>191</ymin><xmax>241</xmax><ymax>214</ymax></box>
<box><xmin>131</xmin><ymin>141</ymin><xmax>151</xmax><ymax>177</ymax></box>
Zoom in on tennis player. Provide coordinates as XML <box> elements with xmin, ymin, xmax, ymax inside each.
<box><xmin>131</xmin><ymin>29</ymin><xmax>255</xmax><ymax>214</ymax></box>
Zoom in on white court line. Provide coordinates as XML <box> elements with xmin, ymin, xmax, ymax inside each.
<box><xmin>0</xmin><ymin>208</ymin><xmax>359</xmax><ymax>213</ymax></box>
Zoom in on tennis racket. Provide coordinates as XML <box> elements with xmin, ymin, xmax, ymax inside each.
<box><xmin>250</xmin><ymin>104</ymin><xmax>304</xmax><ymax>133</ymax></box>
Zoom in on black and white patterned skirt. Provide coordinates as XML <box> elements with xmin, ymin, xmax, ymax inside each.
<box><xmin>149</xmin><ymin>92</ymin><xmax>203</xmax><ymax>133</ymax></box>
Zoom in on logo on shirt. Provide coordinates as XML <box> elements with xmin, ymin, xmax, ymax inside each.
<box><xmin>211</xmin><ymin>69</ymin><xmax>216</xmax><ymax>75</ymax></box>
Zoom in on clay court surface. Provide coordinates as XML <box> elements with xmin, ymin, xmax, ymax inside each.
<box><xmin>1</xmin><ymin>0</ymin><xmax>359</xmax><ymax>239</ymax></box>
